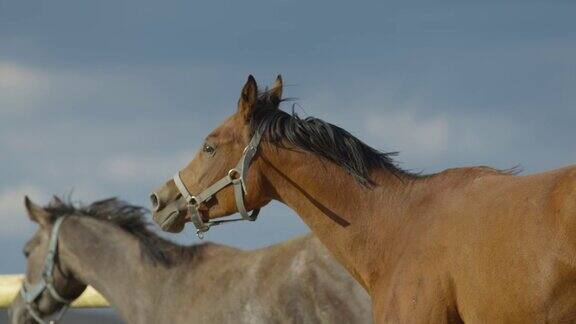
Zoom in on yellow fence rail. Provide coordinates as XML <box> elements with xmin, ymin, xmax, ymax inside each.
<box><xmin>0</xmin><ymin>274</ymin><xmax>109</xmax><ymax>309</ymax></box>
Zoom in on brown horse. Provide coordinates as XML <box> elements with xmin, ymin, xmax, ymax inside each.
<box><xmin>151</xmin><ymin>75</ymin><xmax>576</xmax><ymax>323</ymax></box>
<box><xmin>9</xmin><ymin>197</ymin><xmax>371</xmax><ymax>324</ymax></box>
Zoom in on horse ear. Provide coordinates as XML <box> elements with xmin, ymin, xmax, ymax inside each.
<box><xmin>238</xmin><ymin>75</ymin><xmax>258</xmax><ymax>121</ymax></box>
<box><xmin>269</xmin><ymin>74</ymin><xmax>283</xmax><ymax>105</ymax></box>
<box><xmin>24</xmin><ymin>196</ymin><xmax>51</xmax><ymax>226</ymax></box>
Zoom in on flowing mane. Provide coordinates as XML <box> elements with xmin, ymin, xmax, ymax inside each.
<box><xmin>250</xmin><ymin>91</ymin><xmax>418</xmax><ymax>185</ymax></box>
<box><xmin>44</xmin><ymin>197</ymin><xmax>209</xmax><ymax>267</ymax></box>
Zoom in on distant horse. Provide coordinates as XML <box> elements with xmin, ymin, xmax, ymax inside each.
<box><xmin>9</xmin><ymin>197</ymin><xmax>371</xmax><ymax>324</ymax></box>
<box><xmin>151</xmin><ymin>75</ymin><xmax>576</xmax><ymax>323</ymax></box>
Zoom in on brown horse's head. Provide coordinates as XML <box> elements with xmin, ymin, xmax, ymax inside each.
<box><xmin>150</xmin><ymin>75</ymin><xmax>283</xmax><ymax>233</ymax></box>
<box><xmin>9</xmin><ymin>197</ymin><xmax>86</xmax><ymax>324</ymax></box>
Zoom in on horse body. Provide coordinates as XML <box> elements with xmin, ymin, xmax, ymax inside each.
<box><xmin>150</xmin><ymin>75</ymin><xmax>576</xmax><ymax>323</ymax></box>
<box><xmin>275</xmin><ymin>151</ymin><xmax>576</xmax><ymax>322</ymax></box>
<box><xmin>10</xmin><ymin>199</ymin><xmax>372</xmax><ymax>324</ymax></box>
<box><xmin>253</xmin><ymin>112</ymin><xmax>576</xmax><ymax>323</ymax></box>
<box><xmin>424</xmin><ymin>165</ymin><xmax>576</xmax><ymax>323</ymax></box>
<box><xmin>328</xmin><ymin>164</ymin><xmax>576</xmax><ymax>323</ymax></box>
<box><xmin>167</xmin><ymin>234</ymin><xmax>371</xmax><ymax>324</ymax></box>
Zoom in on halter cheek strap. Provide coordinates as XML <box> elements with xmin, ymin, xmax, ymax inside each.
<box><xmin>20</xmin><ymin>217</ymin><xmax>73</xmax><ymax>324</ymax></box>
<box><xmin>173</xmin><ymin>131</ymin><xmax>262</xmax><ymax>238</ymax></box>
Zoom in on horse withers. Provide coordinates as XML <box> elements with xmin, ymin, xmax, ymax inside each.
<box><xmin>9</xmin><ymin>196</ymin><xmax>371</xmax><ymax>324</ymax></box>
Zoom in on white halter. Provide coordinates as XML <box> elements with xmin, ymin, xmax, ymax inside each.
<box><xmin>169</xmin><ymin>132</ymin><xmax>262</xmax><ymax>238</ymax></box>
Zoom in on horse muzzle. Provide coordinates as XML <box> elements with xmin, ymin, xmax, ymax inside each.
<box><xmin>150</xmin><ymin>181</ymin><xmax>188</xmax><ymax>233</ymax></box>
<box><xmin>151</xmin><ymin>198</ymin><xmax>187</xmax><ymax>233</ymax></box>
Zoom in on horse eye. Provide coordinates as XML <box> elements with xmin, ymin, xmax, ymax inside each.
<box><xmin>203</xmin><ymin>144</ymin><xmax>215</xmax><ymax>155</ymax></box>
<box><xmin>22</xmin><ymin>247</ymin><xmax>30</xmax><ymax>258</ymax></box>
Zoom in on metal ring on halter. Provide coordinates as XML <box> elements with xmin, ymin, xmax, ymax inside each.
<box><xmin>188</xmin><ymin>196</ymin><xmax>199</xmax><ymax>206</ymax></box>
<box><xmin>228</xmin><ymin>169</ymin><xmax>241</xmax><ymax>182</ymax></box>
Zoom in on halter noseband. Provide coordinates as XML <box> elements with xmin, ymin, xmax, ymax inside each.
<box><xmin>172</xmin><ymin>131</ymin><xmax>262</xmax><ymax>238</ymax></box>
<box><xmin>20</xmin><ymin>217</ymin><xmax>73</xmax><ymax>324</ymax></box>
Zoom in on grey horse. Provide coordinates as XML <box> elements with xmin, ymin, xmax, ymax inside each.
<box><xmin>9</xmin><ymin>197</ymin><xmax>371</xmax><ymax>323</ymax></box>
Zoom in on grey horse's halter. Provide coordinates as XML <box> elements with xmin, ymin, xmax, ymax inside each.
<box><xmin>20</xmin><ymin>217</ymin><xmax>73</xmax><ymax>324</ymax></box>
<box><xmin>173</xmin><ymin>131</ymin><xmax>262</xmax><ymax>238</ymax></box>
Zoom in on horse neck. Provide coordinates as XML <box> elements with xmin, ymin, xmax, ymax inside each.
<box><xmin>57</xmin><ymin>217</ymin><xmax>164</xmax><ymax>322</ymax></box>
<box><xmin>258</xmin><ymin>144</ymin><xmax>413</xmax><ymax>291</ymax></box>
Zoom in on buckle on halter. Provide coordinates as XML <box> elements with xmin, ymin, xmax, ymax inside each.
<box><xmin>195</xmin><ymin>223</ymin><xmax>211</xmax><ymax>239</ymax></box>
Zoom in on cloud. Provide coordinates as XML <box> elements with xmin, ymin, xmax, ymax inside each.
<box><xmin>364</xmin><ymin>110</ymin><xmax>450</xmax><ymax>158</ymax></box>
<box><xmin>302</xmin><ymin>84</ymin><xmax>520</xmax><ymax>172</ymax></box>
<box><xmin>362</xmin><ymin>108</ymin><xmax>524</xmax><ymax>172</ymax></box>
<box><xmin>303</xmin><ymin>86</ymin><xmax>484</xmax><ymax>165</ymax></box>
<box><xmin>0</xmin><ymin>61</ymin><xmax>50</xmax><ymax>114</ymax></box>
<box><xmin>100</xmin><ymin>151</ymin><xmax>195</xmax><ymax>184</ymax></box>
<box><xmin>0</xmin><ymin>184</ymin><xmax>47</xmax><ymax>236</ymax></box>
<box><xmin>0</xmin><ymin>62</ymin><xmax>45</xmax><ymax>90</ymax></box>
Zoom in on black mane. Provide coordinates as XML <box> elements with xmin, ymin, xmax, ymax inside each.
<box><xmin>250</xmin><ymin>91</ymin><xmax>417</xmax><ymax>185</ymax></box>
<box><xmin>45</xmin><ymin>197</ymin><xmax>207</xmax><ymax>267</ymax></box>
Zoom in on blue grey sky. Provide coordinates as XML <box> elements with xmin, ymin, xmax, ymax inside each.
<box><xmin>1</xmin><ymin>0</ymin><xmax>576</xmax><ymax>274</ymax></box>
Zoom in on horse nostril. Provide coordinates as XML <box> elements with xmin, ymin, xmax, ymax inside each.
<box><xmin>150</xmin><ymin>193</ymin><xmax>163</xmax><ymax>212</ymax></box>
